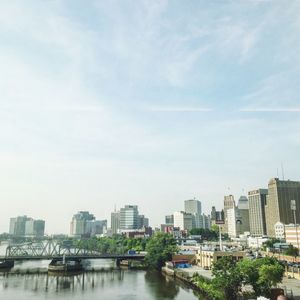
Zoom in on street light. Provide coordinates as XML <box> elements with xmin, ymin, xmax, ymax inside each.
<box><xmin>291</xmin><ymin>200</ymin><xmax>300</xmax><ymax>254</ymax></box>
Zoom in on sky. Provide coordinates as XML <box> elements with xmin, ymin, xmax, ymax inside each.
<box><xmin>0</xmin><ymin>0</ymin><xmax>300</xmax><ymax>234</ymax></box>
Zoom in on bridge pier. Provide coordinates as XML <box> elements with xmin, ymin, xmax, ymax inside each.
<box><xmin>116</xmin><ymin>258</ymin><xmax>121</xmax><ymax>268</ymax></box>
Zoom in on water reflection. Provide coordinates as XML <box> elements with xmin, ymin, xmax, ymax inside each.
<box><xmin>0</xmin><ymin>259</ymin><xmax>203</xmax><ymax>300</ymax></box>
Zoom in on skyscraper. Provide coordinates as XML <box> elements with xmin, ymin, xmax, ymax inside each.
<box><xmin>248</xmin><ymin>189</ymin><xmax>268</xmax><ymax>236</ymax></box>
<box><xmin>70</xmin><ymin>211</ymin><xmax>95</xmax><ymax>237</ymax></box>
<box><xmin>184</xmin><ymin>199</ymin><xmax>202</xmax><ymax>215</ymax></box>
<box><xmin>9</xmin><ymin>216</ymin><xmax>31</xmax><ymax>236</ymax></box>
<box><xmin>25</xmin><ymin>219</ymin><xmax>45</xmax><ymax>237</ymax></box>
<box><xmin>119</xmin><ymin>205</ymin><xmax>139</xmax><ymax>230</ymax></box>
<box><xmin>265</xmin><ymin>178</ymin><xmax>300</xmax><ymax>237</ymax></box>
<box><xmin>111</xmin><ymin>210</ymin><xmax>120</xmax><ymax>234</ymax></box>
<box><xmin>224</xmin><ymin>195</ymin><xmax>235</xmax><ymax>233</ymax></box>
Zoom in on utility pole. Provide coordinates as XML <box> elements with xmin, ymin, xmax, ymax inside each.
<box><xmin>291</xmin><ymin>200</ymin><xmax>300</xmax><ymax>253</ymax></box>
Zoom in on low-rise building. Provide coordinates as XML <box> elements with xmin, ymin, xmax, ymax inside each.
<box><xmin>196</xmin><ymin>247</ymin><xmax>245</xmax><ymax>269</ymax></box>
<box><xmin>284</xmin><ymin>224</ymin><xmax>300</xmax><ymax>249</ymax></box>
<box><xmin>274</xmin><ymin>222</ymin><xmax>285</xmax><ymax>240</ymax></box>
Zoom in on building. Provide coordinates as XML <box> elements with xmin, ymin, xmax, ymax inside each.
<box><xmin>165</xmin><ymin>215</ymin><xmax>174</xmax><ymax>225</ymax></box>
<box><xmin>70</xmin><ymin>211</ymin><xmax>95</xmax><ymax>237</ymax></box>
<box><xmin>211</xmin><ymin>206</ymin><xmax>217</xmax><ymax>221</ymax></box>
<box><xmin>274</xmin><ymin>222</ymin><xmax>285</xmax><ymax>240</ymax></box>
<box><xmin>184</xmin><ymin>199</ymin><xmax>202</xmax><ymax>215</ymax></box>
<box><xmin>86</xmin><ymin>220</ymin><xmax>107</xmax><ymax>236</ymax></box>
<box><xmin>173</xmin><ymin>211</ymin><xmax>193</xmax><ymax>231</ymax></box>
<box><xmin>9</xmin><ymin>216</ymin><xmax>44</xmax><ymax>237</ymax></box>
<box><xmin>120</xmin><ymin>205</ymin><xmax>139</xmax><ymax>230</ymax></box>
<box><xmin>248</xmin><ymin>189</ymin><xmax>268</xmax><ymax>236</ymax></box>
<box><xmin>196</xmin><ymin>248</ymin><xmax>245</xmax><ymax>269</ymax></box>
<box><xmin>138</xmin><ymin>215</ymin><xmax>149</xmax><ymax>228</ymax></box>
<box><xmin>265</xmin><ymin>178</ymin><xmax>300</xmax><ymax>237</ymax></box>
<box><xmin>284</xmin><ymin>224</ymin><xmax>300</xmax><ymax>249</ymax></box>
<box><xmin>111</xmin><ymin>210</ymin><xmax>120</xmax><ymax>234</ymax></box>
<box><xmin>224</xmin><ymin>195</ymin><xmax>236</xmax><ymax>233</ymax></box>
<box><xmin>227</xmin><ymin>198</ymin><xmax>250</xmax><ymax>238</ymax></box>
<box><xmin>237</xmin><ymin>196</ymin><xmax>250</xmax><ymax>234</ymax></box>
<box><xmin>25</xmin><ymin>219</ymin><xmax>45</xmax><ymax>237</ymax></box>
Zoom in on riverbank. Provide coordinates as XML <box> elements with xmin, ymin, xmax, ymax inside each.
<box><xmin>162</xmin><ymin>265</ymin><xmax>300</xmax><ymax>300</ymax></box>
<box><xmin>162</xmin><ymin>266</ymin><xmax>212</xmax><ymax>298</ymax></box>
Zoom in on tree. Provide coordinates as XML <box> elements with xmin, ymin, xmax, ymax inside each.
<box><xmin>284</xmin><ymin>244</ymin><xmax>299</xmax><ymax>257</ymax></box>
<box><xmin>237</xmin><ymin>257</ymin><xmax>284</xmax><ymax>298</ymax></box>
<box><xmin>145</xmin><ymin>233</ymin><xmax>178</xmax><ymax>270</ymax></box>
<box><xmin>211</xmin><ymin>256</ymin><xmax>243</xmax><ymax>300</ymax></box>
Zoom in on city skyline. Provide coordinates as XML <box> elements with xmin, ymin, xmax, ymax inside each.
<box><xmin>1</xmin><ymin>1</ymin><xmax>300</xmax><ymax>233</ymax></box>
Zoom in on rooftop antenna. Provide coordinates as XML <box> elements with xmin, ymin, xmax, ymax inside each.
<box><xmin>277</xmin><ymin>168</ymin><xmax>279</xmax><ymax>178</ymax></box>
<box><xmin>281</xmin><ymin>162</ymin><xmax>285</xmax><ymax>180</ymax></box>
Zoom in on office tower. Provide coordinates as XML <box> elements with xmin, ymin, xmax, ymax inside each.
<box><xmin>86</xmin><ymin>219</ymin><xmax>107</xmax><ymax>236</ymax></box>
<box><xmin>173</xmin><ymin>211</ymin><xmax>193</xmax><ymax>231</ymax></box>
<box><xmin>248</xmin><ymin>189</ymin><xmax>268</xmax><ymax>236</ymax></box>
<box><xmin>184</xmin><ymin>199</ymin><xmax>202</xmax><ymax>215</ymax></box>
<box><xmin>9</xmin><ymin>216</ymin><xmax>31</xmax><ymax>236</ymax></box>
<box><xmin>224</xmin><ymin>195</ymin><xmax>235</xmax><ymax>233</ymax></box>
<box><xmin>70</xmin><ymin>211</ymin><xmax>95</xmax><ymax>237</ymax></box>
<box><xmin>111</xmin><ymin>210</ymin><xmax>120</xmax><ymax>234</ymax></box>
<box><xmin>265</xmin><ymin>178</ymin><xmax>300</xmax><ymax>237</ymax></box>
<box><xmin>165</xmin><ymin>215</ymin><xmax>174</xmax><ymax>225</ymax></box>
<box><xmin>119</xmin><ymin>205</ymin><xmax>139</xmax><ymax>230</ymax></box>
<box><xmin>237</xmin><ymin>196</ymin><xmax>250</xmax><ymax>234</ymax></box>
<box><xmin>211</xmin><ymin>206</ymin><xmax>217</xmax><ymax>221</ymax></box>
<box><xmin>25</xmin><ymin>219</ymin><xmax>45</xmax><ymax>237</ymax></box>
<box><xmin>138</xmin><ymin>215</ymin><xmax>149</xmax><ymax>228</ymax></box>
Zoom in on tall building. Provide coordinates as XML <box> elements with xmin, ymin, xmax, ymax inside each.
<box><xmin>25</xmin><ymin>219</ymin><xmax>45</xmax><ymax>237</ymax></box>
<box><xmin>138</xmin><ymin>215</ymin><xmax>149</xmax><ymax>228</ymax></box>
<box><xmin>237</xmin><ymin>196</ymin><xmax>250</xmax><ymax>234</ymax></box>
<box><xmin>210</xmin><ymin>206</ymin><xmax>217</xmax><ymax>221</ymax></box>
<box><xmin>248</xmin><ymin>189</ymin><xmax>268</xmax><ymax>236</ymax></box>
<box><xmin>224</xmin><ymin>195</ymin><xmax>235</xmax><ymax>233</ymax></box>
<box><xmin>265</xmin><ymin>178</ymin><xmax>300</xmax><ymax>237</ymax></box>
<box><xmin>184</xmin><ymin>199</ymin><xmax>202</xmax><ymax>215</ymax></box>
<box><xmin>111</xmin><ymin>210</ymin><xmax>120</xmax><ymax>234</ymax></box>
<box><xmin>9</xmin><ymin>216</ymin><xmax>33</xmax><ymax>236</ymax></box>
<box><xmin>70</xmin><ymin>211</ymin><xmax>95</xmax><ymax>237</ymax></box>
<box><xmin>173</xmin><ymin>211</ymin><xmax>193</xmax><ymax>231</ymax></box>
<box><xmin>165</xmin><ymin>215</ymin><xmax>174</xmax><ymax>225</ymax></box>
<box><xmin>119</xmin><ymin>205</ymin><xmax>139</xmax><ymax>230</ymax></box>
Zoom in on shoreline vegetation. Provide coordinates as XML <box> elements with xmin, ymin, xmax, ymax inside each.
<box><xmin>0</xmin><ymin>232</ymin><xmax>289</xmax><ymax>299</ymax></box>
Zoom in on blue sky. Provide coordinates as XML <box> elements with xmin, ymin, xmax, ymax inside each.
<box><xmin>0</xmin><ymin>0</ymin><xmax>300</xmax><ymax>233</ymax></box>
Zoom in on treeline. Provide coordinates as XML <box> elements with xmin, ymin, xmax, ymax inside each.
<box><xmin>75</xmin><ymin>233</ymin><xmax>178</xmax><ymax>270</ymax></box>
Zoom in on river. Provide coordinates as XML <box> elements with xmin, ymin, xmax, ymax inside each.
<box><xmin>0</xmin><ymin>243</ymin><xmax>203</xmax><ymax>300</ymax></box>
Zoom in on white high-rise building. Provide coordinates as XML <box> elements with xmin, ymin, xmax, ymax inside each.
<box><xmin>173</xmin><ymin>211</ymin><xmax>193</xmax><ymax>231</ymax></box>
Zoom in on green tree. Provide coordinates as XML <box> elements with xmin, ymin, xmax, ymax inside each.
<box><xmin>211</xmin><ymin>256</ymin><xmax>243</xmax><ymax>300</ymax></box>
<box><xmin>258</xmin><ymin>263</ymin><xmax>284</xmax><ymax>296</ymax></box>
<box><xmin>145</xmin><ymin>233</ymin><xmax>178</xmax><ymax>270</ymax></box>
<box><xmin>284</xmin><ymin>244</ymin><xmax>299</xmax><ymax>257</ymax></box>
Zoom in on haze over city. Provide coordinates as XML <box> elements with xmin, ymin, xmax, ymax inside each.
<box><xmin>1</xmin><ymin>0</ymin><xmax>300</xmax><ymax>234</ymax></box>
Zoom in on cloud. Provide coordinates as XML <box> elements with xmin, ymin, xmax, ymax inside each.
<box><xmin>146</xmin><ymin>106</ymin><xmax>213</xmax><ymax>112</ymax></box>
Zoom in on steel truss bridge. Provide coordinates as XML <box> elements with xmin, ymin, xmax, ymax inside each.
<box><xmin>0</xmin><ymin>240</ymin><xmax>145</xmax><ymax>261</ymax></box>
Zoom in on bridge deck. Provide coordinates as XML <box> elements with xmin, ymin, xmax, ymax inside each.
<box><xmin>0</xmin><ymin>254</ymin><xmax>145</xmax><ymax>261</ymax></box>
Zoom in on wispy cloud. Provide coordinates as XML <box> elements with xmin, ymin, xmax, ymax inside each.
<box><xmin>146</xmin><ymin>106</ymin><xmax>213</xmax><ymax>112</ymax></box>
<box><xmin>240</xmin><ymin>108</ymin><xmax>300</xmax><ymax>112</ymax></box>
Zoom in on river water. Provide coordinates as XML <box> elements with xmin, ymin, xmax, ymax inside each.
<box><xmin>0</xmin><ymin>243</ymin><xmax>203</xmax><ymax>300</ymax></box>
